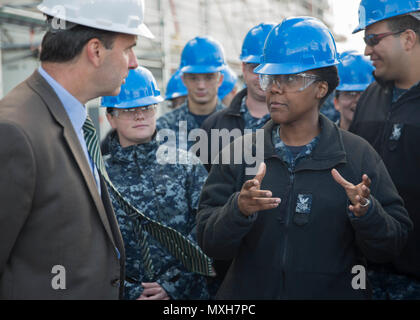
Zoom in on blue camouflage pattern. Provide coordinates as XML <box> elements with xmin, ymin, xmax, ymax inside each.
<box><xmin>239</xmin><ymin>96</ymin><xmax>271</xmax><ymax>131</ymax></box>
<box><xmin>104</xmin><ymin>132</ymin><xmax>210</xmax><ymax>300</ymax></box>
<box><xmin>272</xmin><ymin>124</ymin><xmax>320</xmax><ymax>173</ymax></box>
<box><xmin>368</xmin><ymin>270</ymin><xmax>420</xmax><ymax>300</ymax></box>
<box><xmin>156</xmin><ymin>99</ymin><xmax>225</xmax><ymax>151</ymax></box>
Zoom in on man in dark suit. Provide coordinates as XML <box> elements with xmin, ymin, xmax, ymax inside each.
<box><xmin>0</xmin><ymin>0</ymin><xmax>153</xmax><ymax>299</ymax></box>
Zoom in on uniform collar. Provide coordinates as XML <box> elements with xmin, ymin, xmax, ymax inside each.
<box><xmin>261</xmin><ymin>114</ymin><xmax>347</xmax><ymax>170</ymax></box>
<box><xmin>109</xmin><ymin>131</ymin><xmax>159</xmax><ymax>163</ymax></box>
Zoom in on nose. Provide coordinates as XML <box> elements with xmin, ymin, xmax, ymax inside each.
<box><xmin>128</xmin><ymin>49</ymin><xmax>139</xmax><ymax>69</ymax></box>
<box><xmin>133</xmin><ymin>109</ymin><xmax>145</xmax><ymax>120</ymax></box>
<box><xmin>269</xmin><ymin>80</ymin><xmax>284</xmax><ymax>94</ymax></box>
<box><xmin>195</xmin><ymin>78</ymin><xmax>207</xmax><ymax>89</ymax></box>
<box><xmin>364</xmin><ymin>44</ymin><xmax>373</xmax><ymax>57</ymax></box>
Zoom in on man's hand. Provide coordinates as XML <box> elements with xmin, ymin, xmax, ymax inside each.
<box><xmin>331</xmin><ymin>169</ymin><xmax>372</xmax><ymax>217</ymax></box>
<box><xmin>137</xmin><ymin>282</ymin><xmax>170</xmax><ymax>300</ymax></box>
<box><xmin>238</xmin><ymin>162</ymin><xmax>281</xmax><ymax>217</ymax></box>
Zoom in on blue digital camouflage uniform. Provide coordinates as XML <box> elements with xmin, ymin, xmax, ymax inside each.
<box><xmin>104</xmin><ymin>132</ymin><xmax>210</xmax><ymax>300</ymax></box>
<box><xmin>272</xmin><ymin>124</ymin><xmax>320</xmax><ymax>173</ymax></box>
<box><xmin>240</xmin><ymin>96</ymin><xmax>271</xmax><ymax>131</ymax></box>
<box><xmin>156</xmin><ymin>99</ymin><xmax>225</xmax><ymax>151</ymax></box>
<box><xmin>368</xmin><ymin>270</ymin><xmax>420</xmax><ymax>300</ymax></box>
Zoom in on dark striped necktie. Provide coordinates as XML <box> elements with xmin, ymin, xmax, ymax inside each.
<box><xmin>82</xmin><ymin>115</ymin><xmax>215</xmax><ymax>279</ymax></box>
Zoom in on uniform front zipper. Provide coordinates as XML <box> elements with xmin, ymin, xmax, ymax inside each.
<box><xmin>280</xmin><ymin>168</ymin><xmax>296</xmax><ymax>298</ymax></box>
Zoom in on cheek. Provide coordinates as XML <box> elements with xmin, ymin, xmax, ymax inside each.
<box><xmin>149</xmin><ymin>120</ymin><xmax>156</xmax><ymax>134</ymax></box>
<box><xmin>114</xmin><ymin>126</ymin><xmax>132</xmax><ymax>143</ymax></box>
<box><xmin>184</xmin><ymin>81</ymin><xmax>196</xmax><ymax>92</ymax></box>
<box><xmin>108</xmin><ymin>116</ymin><xmax>120</xmax><ymax>129</ymax></box>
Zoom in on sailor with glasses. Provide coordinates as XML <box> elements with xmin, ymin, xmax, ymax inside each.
<box><xmin>196</xmin><ymin>16</ymin><xmax>411</xmax><ymax>300</ymax></box>
<box><xmin>101</xmin><ymin>66</ymin><xmax>209</xmax><ymax>300</ymax></box>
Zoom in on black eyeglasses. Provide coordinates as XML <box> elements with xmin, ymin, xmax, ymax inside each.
<box><xmin>363</xmin><ymin>30</ymin><xmax>405</xmax><ymax>46</ymax></box>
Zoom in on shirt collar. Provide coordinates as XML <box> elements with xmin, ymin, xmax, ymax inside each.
<box><xmin>38</xmin><ymin>66</ymin><xmax>87</xmax><ymax>133</ymax></box>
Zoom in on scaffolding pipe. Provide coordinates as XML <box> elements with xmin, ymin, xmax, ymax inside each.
<box><xmin>0</xmin><ymin>30</ymin><xmax>3</xmax><ymax>99</ymax></box>
<box><xmin>159</xmin><ymin>0</ymin><xmax>171</xmax><ymax>95</ymax></box>
<box><xmin>168</xmin><ymin>0</ymin><xmax>180</xmax><ymax>37</ymax></box>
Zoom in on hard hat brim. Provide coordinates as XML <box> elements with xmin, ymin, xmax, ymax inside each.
<box><xmin>240</xmin><ymin>55</ymin><xmax>262</xmax><ymax>64</ymax></box>
<box><xmin>165</xmin><ymin>92</ymin><xmax>188</xmax><ymax>100</ymax></box>
<box><xmin>336</xmin><ymin>83</ymin><xmax>371</xmax><ymax>91</ymax></box>
<box><xmin>180</xmin><ymin>65</ymin><xmax>224</xmax><ymax>74</ymax></box>
<box><xmin>352</xmin><ymin>26</ymin><xmax>364</xmax><ymax>34</ymax></box>
<box><xmin>102</xmin><ymin>95</ymin><xmax>163</xmax><ymax>108</ymax></box>
<box><xmin>254</xmin><ymin>60</ymin><xmax>340</xmax><ymax>75</ymax></box>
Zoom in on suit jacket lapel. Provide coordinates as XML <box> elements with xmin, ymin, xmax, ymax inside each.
<box><xmin>26</xmin><ymin>70</ymin><xmax>118</xmax><ymax>249</ymax></box>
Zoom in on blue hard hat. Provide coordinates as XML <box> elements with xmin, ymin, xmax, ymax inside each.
<box><xmin>254</xmin><ymin>17</ymin><xmax>340</xmax><ymax>75</ymax></box>
<box><xmin>179</xmin><ymin>36</ymin><xmax>226</xmax><ymax>74</ymax></box>
<box><xmin>336</xmin><ymin>51</ymin><xmax>374</xmax><ymax>91</ymax></box>
<box><xmin>101</xmin><ymin>66</ymin><xmax>163</xmax><ymax>108</ymax></box>
<box><xmin>165</xmin><ymin>69</ymin><xmax>188</xmax><ymax>100</ymax></box>
<box><xmin>239</xmin><ymin>23</ymin><xmax>276</xmax><ymax>63</ymax></box>
<box><xmin>353</xmin><ymin>0</ymin><xmax>420</xmax><ymax>33</ymax></box>
<box><xmin>218</xmin><ymin>65</ymin><xmax>238</xmax><ymax>100</ymax></box>
<box><xmin>338</xmin><ymin>50</ymin><xmax>359</xmax><ymax>59</ymax></box>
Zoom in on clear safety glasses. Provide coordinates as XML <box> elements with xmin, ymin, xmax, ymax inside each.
<box><xmin>337</xmin><ymin>91</ymin><xmax>362</xmax><ymax>102</ymax></box>
<box><xmin>259</xmin><ymin>73</ymin><xmax>322</xmax><ymax>92</ymax></box>
<box><xmin>113</xmin><ymin>105</ymin><xmax>157</xmax><ymax>120</ymax></box>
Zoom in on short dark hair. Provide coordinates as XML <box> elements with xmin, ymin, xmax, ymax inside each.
<box><xmin>40</xmin><ymin>17</ymin><xmax>118</xmax><ymax>63</ymax></box>
<box><xmin>106</xmin><ymin>107</ymin><xmax>114</xmax><ymax>114</ymax></box>
<box><xmin>310</xmin><ymin>66</ymin><xmax>339</xmax><ymax>107</ymax></box>
<box><xmin>386</xmin><ymin>14</ymin><xmax>420</xmax><ymax>39</ymax></box>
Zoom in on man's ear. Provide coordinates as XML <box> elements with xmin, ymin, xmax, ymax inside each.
<box><xmin>85</xmin><ymin>38</ymin><xmax>106</xmax><ymax>67</ymax></box>
<box><xmin>401</xmin><ymin>29</ymin><xmax>418</xmax><ymax>51</ymax></box>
